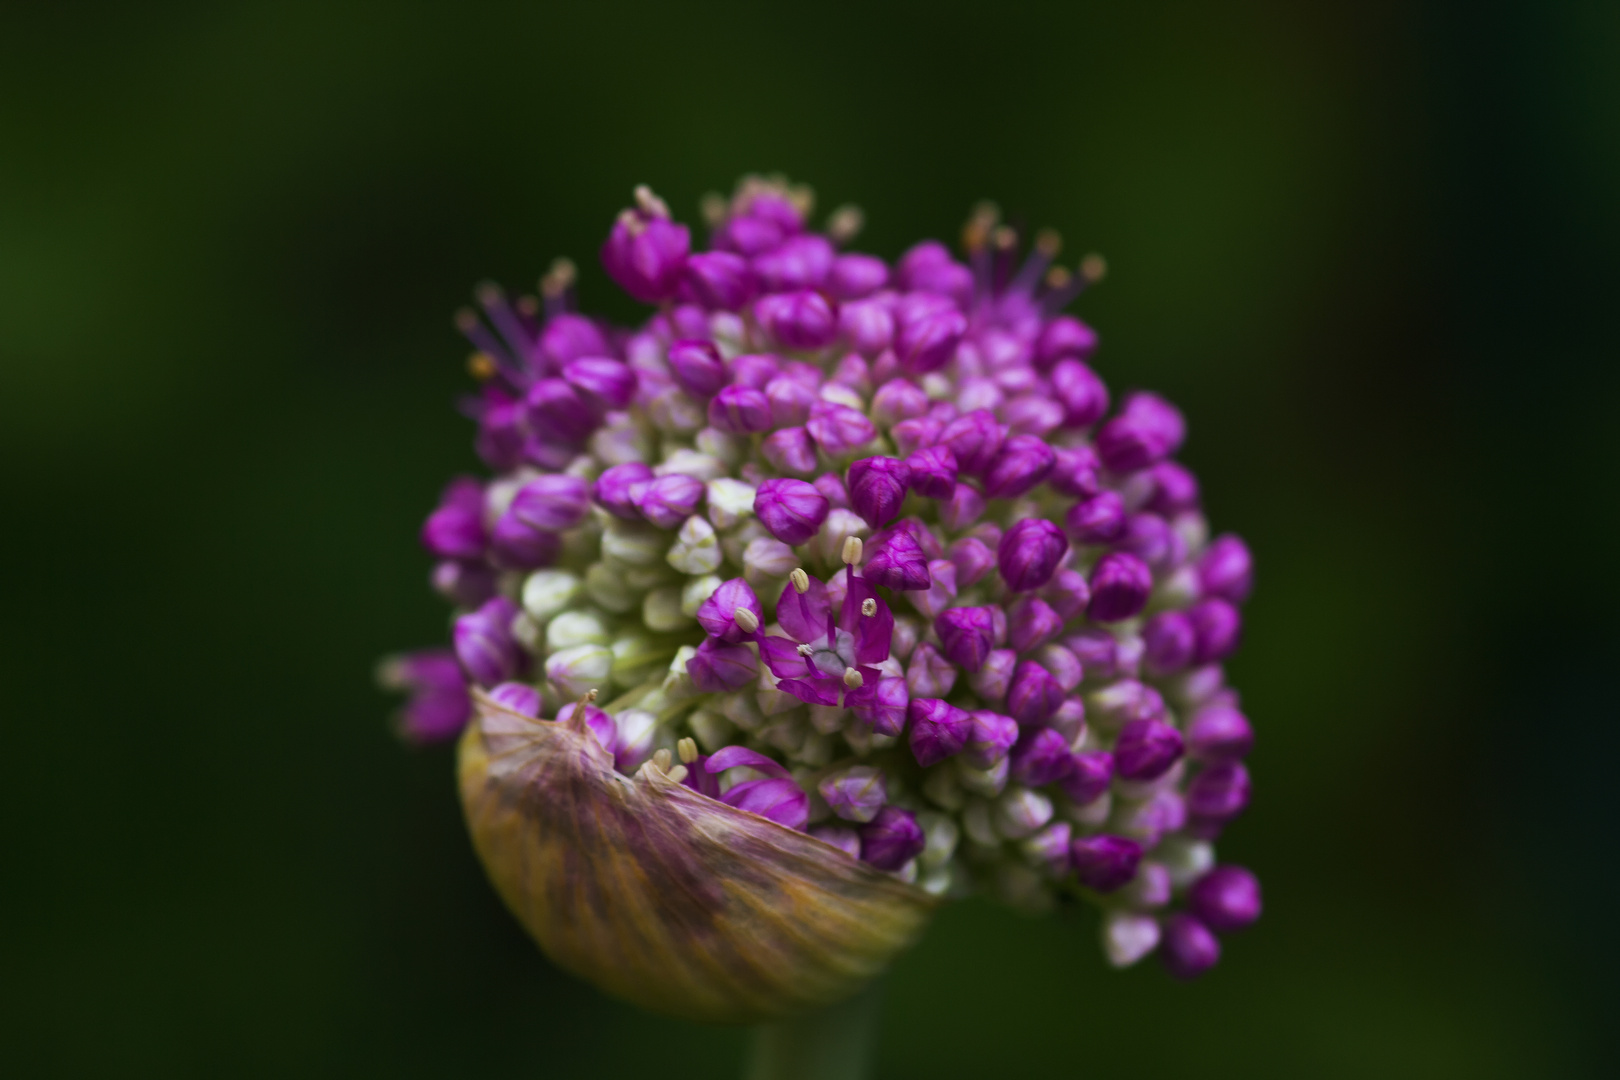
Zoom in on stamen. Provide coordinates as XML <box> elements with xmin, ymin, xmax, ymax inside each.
<box><xmin>993</xmin><ymin>225</ymin><xmax>1018</xmax><ymax>251</ymax></box>
<box><xmin>1009</xmin><ymin>227</ymin><xmax>1062</xmax><ymax>296</ymax></box>
<box><xmin>843</xmin><ymin>668</ymin><xmax>865</xmax><ymax>690</ymax></box>
<box><xmin>666</xmin><ymin>764</ymin><xmax>689</xmax><ymax>784</ymax></box>
<box><xmin>1044</xmin><ymin>266</ymin><xmax>1073</xmax><ymax>290</ymax></box>
<box><xmin>677</xmin><ymin>737</ymin><xmax>698</xmax><ymax>763</ymax></box>
<box><xmin>733</xmin><ymin>606</ymin><xmax>760</xmax><ymax>634</ymax></box>
<box><xmin>842</xmin><ymin>536</ymin><xmax>864</xmax><ymax>566</ymax></box>
<box><xmin>861</xmin><ymin>598</ymin><xmax>877</xmax><ymax>617</ymax></box>
<box><xmin>962</xmin><ymin>201</ymin><xmax>1000</xmax><ymax>252</ymax></box>
<box><xmin>653</xmin><ymin>747</ymin><xmax>673</xmax><ymax>773</ymax></box>
<box><xmin>1081</xmin><ymin>253</ymin><xmax>1108</xmax><ymax>283</ymax></box>
<box><xmin>797</xmin><ymin>643</ymin><xmax>816</xmax><ymax>657</ymax></box>
<box><xmin>467</xmin><ymin>352</ymin><xmax>497</xmax><ymax>381</ymax></box>
<box><xmin>700</xmin><ymin>192</ymin><xmax>727</xmax><ymax>226</ymax></box>
<box><xmin>1036</xmin><ymin>229</ymin><xmax>1063</xmax><ymax>257</ymax></box>
<box><xmin>453</xmin><ymin>307</ymin><xmax>521</xmax><ymax>380</ymax></box>
<box><xmin>634</xmin><ymin>184</ymin><xmax>671</xmax><ymax>219</ymax></box>
<box><xmin>476</xmin><ymin>280</ymin><xmax>537</xmax><ymax>368</ymax></box>
<box><xmin>790</xmin><ymin>568</ymin><xmax>811</xmax><ymax>594</ymax></box>
<box><xmin>786</xmin><ymin>182</ymin><xmax>815</xmax><ymax>218</ymax></box>
<box><xmin>827</xmin><ymin>204</ymin><xmax>864</xmax><ymax>245</ymax></box>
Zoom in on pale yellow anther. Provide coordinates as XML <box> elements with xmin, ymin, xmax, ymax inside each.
<box><xmin>843</xmin><ymin>668</ymin><xmax>865</xmax><ymax>690</ymax></box>
<box><xmin>733</xmin><ymin>606</ymin><xmax>760</xmax><ymax>634</ymax></box>
<box><xmin>861</xmin><ymin>598</ymin><xmax>877</xmax><ymax>617</ymax></box>
<box><xmin>1080</xmin><ymin>253</ymin><xmax>1108</xmax><ymax>283</ymax></box>
<box><xmin>842</xmin><ymin>536</ymin><xmax>864</xmax><ymax>566</ymax></box>
<box><xmin>677</xmin><ymin>737</ymin><xmax>698</xmax><ymax>764</ymax></box>
<box><xmin>790</xmin><ymin>568</ymin><xmax>810</xmax><ymax>594</ymax></box>
<box><xmin>666</xmin><ymin>764</ymin><xmax>689</xmax><ymax>784</ymax></box>
<box><xmin>652</xmin><ymin>748</ymin><xmax>673</xmax><ymax>773</ymax></box>
<box><xmin>797</xmin><ymin>643</ymin><xmax>816</xmax><ymax>657</ymax></box>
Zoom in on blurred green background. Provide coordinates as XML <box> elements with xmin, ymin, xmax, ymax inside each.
<box><xmin>3</xmin><ymin>1</ymin><xmax>1616</xmax><ymax>1076</ymax></box>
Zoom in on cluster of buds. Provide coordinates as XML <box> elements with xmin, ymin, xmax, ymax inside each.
<box><xmin>383</xmin><ymin>175</ymin><xmax>1261</xmax><ymax>998</ymax></box>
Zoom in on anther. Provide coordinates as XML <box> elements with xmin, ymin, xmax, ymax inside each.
<box><xmin>1044</xmin><ymin>266</ymin><xmax>1073</xmax><ymax>290</ymax></box>
<box><xmin>467</xmin><ymin>353</ymin><xmax>497</xmax><ymax>381</ymax></box>
<box><xmin>827</xmin><ymin>205</ymin><xmax>864</xmax><ymax>245</ymax></box>
<box><xmin>1035</xmin><ymin>229</ymin><xmax>1062</xmax><ymax>257</ymax></box>
<box><xmin>634</xmin><ymin>184</ymin><xmax>671</xmax><ymax>219</ymax></box>
<box><xmin>733</xmin><ymin>606</ymin><xmax>760</xmax><ymax>634</ymax></box>
<box><xmin>653</xmin><ymin>747</ymin><xmax>673</xmax><ymax>773</ymax></box>
<box><xmin>797</xmin><ymin>643</ymin><xmax>816</xmax><ymax>657</ymax></box>
<box><xmin>842</xmin><ymin>536</ymin><xmax>864</xmax><ymax>566</ymax></box>
<box><xmin>700</xmin><ymin>192</ymin><xmax>727</xmax><ymax>226</ymax></box>
<box><xmin>993</xmin><ymin>225</ymin><xmax>1018</xmax><ymax>251</ymax></box>
<box><xmin>1081</xmin><ymin>253</ymin><xmax>1108</xmax><ymax>283</ymax></box>
<box><xmin>666</xmin><ymin>764</ymin><xmax>689</xmax><ymax>784</ymax></box>
<box><xmin>677</xmin><ymin>737</ymin><xmax>698</xmax><ymax>763</ymax></box>
<box><xmin>861</xmin><ymin>598</ymin><xmax>877</xmax><ymax>617</ymax></box>
<box><xmin>790</xmin><ymin>568</ymin><xmax>810</xmax><ymax>594</ymax></box>
<box><xmin>843</xmin><ymin>668</ymin><xmax>865</xmax><ymax>690</ymax></box>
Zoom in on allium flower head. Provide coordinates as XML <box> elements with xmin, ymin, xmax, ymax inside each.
<box><xmin>381</xmin><ymin>174</ymin><xmax>1263</xmax><ymax>1018</ymax></box>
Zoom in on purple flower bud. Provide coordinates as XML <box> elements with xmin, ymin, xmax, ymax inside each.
<box><xmin>1147</xmin><ymin>461</ymin><xmax>1200</xmax><ymax>515</ymax></box>
<box><xmin>420</xmin><ymin>488</ymin><xmax>487</xmax><ymax>559</ymax></box>
<box><xmin>937</xmin><ymin>409</ymin><xmax>1004</xmax><ymax>477</ymax></box>
<box><xmin>1086</xmin><ymin>679</ymin><xmax>1165</xmax><ymax>731</ymax></box>
<box><xmin>935</xmin><ymin>606</ymin><xmax>996</xmax><ymax>671</ymax></box>
<box><xmin>813</xmin><ymin>472</ymin><xmax>851</xmax><ymax>511</ymax></box>
<box><xmin>847</xmin><ymin>676</ymin><xmax>909</xmax><ymax>736</ymax></box>
<box><xmin>1186</xmin><ymin>761</ymin><xmax>1251</xmax><ymax>822</ymax></box>
<box><xmin>1008</xmin><ymin>597</ymin><xmax>1064</xmax><ymax>653</ymax></box>
<box><xmin>1186</xmin><ymin>703</ymin><xmax>1254</xmax><ymax>762</ymax></box>
<box><xmin>593</xmin><ymin>462</ymin><xmax>653</xmax><ymax>520</ymax></box>
<box><xmin>983</xmin><ymin>435</ymin><xmax>1057</xmax><ymax>499</ymax></box>
<box><xmin>682</xmin><ymin>250</ymin><xmax>757</xmax><ymax>310</ymax></box>
<box><xmin>378</xmin><ymin>649</ymin><xmax>471</xmax><ymax>744</ymax></box>
<box><xmin>1189</xmin><ymin>597</ymin><xmax>1242</xmax><ymax>663</ymax></box>
<box><xmin>1060</xmin><ymin>750</ymin><xmax>1114</xmax><ymax>804</ymax></box>
<box><xmin>897</xmin><ymin>243</ymin><xmax>974</xmax><ymax>303</ymax></box>
<box><xmin>764</xmin><ymin>374</ymin><xmax>817</xmax><ymax>427</ymax></box>
<box><xmin>806</xmin><ymin>400</ymin><xmax>877</xmax><ymax>458</ymax></box>
<box><xmin>753</xmin><ymin>478</ymin><xmax>830</xmax><ymax>545</ymax></box>
<box><xmin>863</xmin><ymin>529</ymin><xmax>931</xmax><ymax>591</ymax></box>
<box><xmin>939</xmin><ymin>483</ymin><xmax>985</xmax><ymax>531</ymax></box>
<box><xmin>997</xmin><ymin>519</ymin><xmax>1068</xmax><ymax>593</ymax></box>
<box><xmin>707</xmin><ymin>384</ymin><xmax>774</xmax><ymax>434</ymax></box>
<box><xmin>1010</xmin><ymin>727</ymin><xmax>1076</xmax><ymax>786</ymax></box>
<box><xmin>723</xmin><ymin>776</ymin><xmax>811</xmax><ymax>830</ymax></box>
<box><xmin>943</xmin><ymin>537</ymin><xmax>991</xmax><ymax>589</ymax></box>
<box><xmin>475</xmin><ymin>398</ymin><xmax>526</xmax><ymax>470</ymax></box>
<box><xmin>819</xmin><ymin>765</ymin><xmax>888</xmax><ymax>823</ymax></box>
<box><xmin>904</xmin><ymin>444</ymin><xmax>958</xmax><ymax>501</ymax></box>
<box><xmin>1036</xmin><ymin>315</ymin><xmax>1100</xmax><ymax>367</ymax></box>
<box><xmin>756</xmin><ymin>290</ymin><xmax>838</xmax><ymax>350</ymax></box>
<box><xmin>453</xmin><ymin>597</ymin><xmax>522</xmax><ymax>686</ymax></box>
<box><xmin>1114</xmin><ymin>718</ymin><xmax>1185</xmax><ymax>781</ymax></box>
<box><xmin>1049</xmin><ymin>446</ymin><xmax>1102</xmax><ymax>499</ymax></box>
<box><xmin>540</xmin><ymin>313</ymin><xmax>610</xmax><ymax>368</ymax></box>
<box><xmin>839</xmin><ymin>299</ymin><xmax>895</xmax><ymax>358</ymax></box>
<box><xmin>488</xmin><ymin>681</ymin><xmax>541</xmax><ymax>717</ymax></box>
<box><xmin>1096</xmin><ymin>392</ymin><xmax>1186</xmax><ymax>473</ymax></box>
<box><xmin>1004</xmin><ymin>395</ymin><xmax>1066</xmax><ymax>438</ymax></box>
<box><xmin>431</xmin><ymin>559</ymin><xmax>497</xmax><ymax>607</ymax></box>
<box><xmin>509</xmin><ymin>474</ymin><xmax>591</xmax><ymax>533</ymax></box>
<box><xmin>968</xmin><ymin>649</ymin><xmax>1017</xmax><ymax>704</ymax></box>
<box><xmin>632</xmin><ymin>473</ymin><xmax>705</xmax><ymax>529</ymax></box>
<box><xmin>729</xmin><ymin>352</ymin><xmax>781</xmax><ymax>389</ymax></box>
<box><xmin>1187</xmin><ymin>865</ymin><xmax>1263</xmax><ymax>931</ymax></box>
<box><xmin>556</xmin><ymin>701</ymin><xmax>618</xmax><ymax>753</ymax></box>
<box><xmin>1066</xmin><ymin>491</ymin><xmax>1127</xmax><ymax>544</ymax></box>
<box><xmin>713</xmin><ymin>213</ymin><xmax>784</xmax><ymax>257</ymax></box>
<box><xmin>1032</xmin><ymin>570</ymin><xmax>1087</xmax><ymax>624</ymax></box>
<box><xmin>1007</xmin><ymin>660</ymin><xmax>1065</xmax><ymax>725</ymax></box>
<box><xmin>601</xmin><ymin>206</ymin><xmax>689</xmax><ymax>303</ymax></box>
<box><xmin>488</xmin><ymin>512</ymin><xmax>562</xmax><ymax>570</ymax></box>
<box><xmin>859</xmin><ymin>806</ymin><xmax>926</xmax><ymax>871</ymax></box>
<box><xmin>563</xmin><ymin>357</ymin><xmax>637</xmax><ymax>410</ymax></box>
<box><xmin>1050</xmin><ymin>360</ymin><xmax>1110</xmax><ymax>428</ymax></box>
<box><xmin>826</xmin><ymin>253</ymin><xmax>890</xmax><ymax>299</ymax></box>
<box><xmin>871</xmin><ymin>378</ymin><xmax>929</xmax><ymax>427</ymax></box>
<box><xmin>847</xmin><ymin>456</ymin><xmax>911</xmax><ymax>528</ymax></box>
<box><xmin>1160</xmin><ymin>914</ymin><xmax>1221</xmax><ymax>980</ymax></box>
<box><xmin>1064</xmin><ymin>628</ymin><xmax>1120</xmax><ymax>680</ymax></box>
<box><xmin>905</xmin><ymin>642</ymin><xmax>957</xmax><ymax>699</ymax></box>
<box><xmin>695</xmin><ymin>577</ymin><xmax>762</xmax><ymax>644</ymax></box>
<box><xmin>890</xmin><ymin>417</ymin><xmax>941</xmax><ymax>458</ymax></box>
<box><xmin>965</xmin><ymin>710</ymin><xmax>1020</xmax><ymax>768</ymax></box>
<box><xmin>1116</xmin><ymin>512</ymin><xmax>1185</xmax><ymax>573</ymax></box>
<box><xmin>1142</xmin><ymin>610</ymin><xmax>1197</xmax><ymax>675</ymax></box>
<box><xmin>1087</xmin><ymin>552</ymin><xmax>1153</xmax><ymax>622</ymax></box>
<box><xmin>1198</xmin><ymin>534</ymin><xmax>1253</xmax><ymax>603</ymax></box>
<box><xmin>525</xmin><ymin>377</ymin><xmax>599</xmax><ymax>443</ymax></box>
<box><xmin>894</xmin><ymin>301</ymin><xmax>968</xmax><ymax>374</ymax></box>
<box><xmin>748</xmin><ymin>233</ymin><xmax>830</xmax><ymax>290</ymax></box>
<box><xmin>760</xmin><ymin>426</ymin><xmax>819</xmax><ymax>476</ymax></box>
<box><xmin>666</xmin><ymin>339</ymin><xmax>727</xmax><ymax>399</ymax></box>
<box><xmin>1070</xmin><ymin>834</ymin><xmax>1143</xmax><ymax>893</ymax></box>
<box><xmin>1036</xmin><ymin>645</ymin><xmax>1084</xmax><ymax>693</ymax></box>
<box><xmin>686</xmin><ymin>637</ymin><xmax>759</xmax><ymax>692</ymax></box>
<box><xmin>811</xmin><ymin>824</ymin><xmax>862</xmax><ymax>859</ymax></box>
<box><xmin>908</xmin><ymin>698</ymin><xmax>971</xmax><ymax>767</ymax></box>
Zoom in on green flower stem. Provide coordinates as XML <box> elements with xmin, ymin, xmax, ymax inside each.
<box><xmin>743</xmin><ymin>980</ymin><xmax>884</xmax><ymax>1080</ymax></box>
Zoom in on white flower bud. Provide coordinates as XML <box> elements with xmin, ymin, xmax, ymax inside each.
<box><xmin>666</xmin><ymin>515</ymin><xmax>722</xmax><ymax>575</ymax></box>
<box><xmin>714</xmin><ymin>691</ymin><xmax>763</xmax><ymax>732</ymax></box>
<box><xmin>916</xmin><ymin>811</ymin><xmax>959</xmax><ymax>870</ymax></box>
<box><xmin>584</xmin><ymin>562</ymin><xmax>636</xmax><ymax>613</ymax></box>
<box><xmin>919</xmin><ymin>864</ymin><xmax>954</xmax><ymax>897</ymax></box>
<box><xmin>601</xmin><ymin>521</ymin><xmax>666</xmax><ymax>566</ymax></box>
<box><xmin>1101</xmin><ymin>911</ymin><xmax>1161</xmax><ymax>968</ymax></box>
<box><xmin>818</xmin><ymin>382</ymin><xmax>866</xmax><ymax>411</ymax></box>
<box><xmin>642</xmin><ymin>586</ymin><xmax>691</xmax><ymax>632</ymax></box>
<box><xmin>522</xmin><ymin>569</ymin><xmax>582</xmax><ymax>622</ymax></box>
<box><xmin>546</xmin><ymin>609</ymin><xmax>611</xmax><ymax>651</ymax></box>
<box><xmin>545</xmin><ymin>644</ymin><xmax>613</xmax><ymax>699</ymax></box>
<box><xmin>961</xmin><ymin>799</ymin><xmax>998</xmax><ymax>847</ymax></box>
<box><xmin>744</xmin><ymin>536</ymin><xmax>797</xmax><ymax>588</ymax></box>
<box><xmin>696</xmin><ymin>427</ymin><xmax>746</xmax><ymax>468</ymax></box>
<box><xmin>625</xmin><ymin>563</ymin><xmax>677</xmax><ymax>591</ymax></box>
<box><xmin>894</xmin><ymin>859</ymin><xmax>919</xmax><ymax>884</ymax></box>
<box><xmin>663</xmin><ymin>645</ymin><xmax>698</xmax><ymax>701</ymax></box>
<box><xmin>657</xmin><ymin>447</ymin><xmax>726</xmax><ymax>481</ymax></box>
<box><xmin>590</xmin><ymin>417</ymin><xmax>652</xmax><ymax>466</ymax></box>
<box><xmin>680</xmin><ymin>574</ymin><xmax>722</xmax><ymax>617</ymax></box>
<box><xmin>611</xmin><ymin>634</ymin><xmax>669</xmax><ymax>681</ymax></box>
<box><xmin>1173</xmin><ymin>510</ymin><xmax>1209</xmax><ymax>554</ymax></box>
<box><xmin>992</xmin><ymin>786</ymin><xmax>1053</xmax><ymax>840</ymax></box>
<box><xmin>706</xmin><ymin>478</ymin><xmax>757</xmax><ymax>529</ymax></box>
<box><xmin>612</xmin><ymin>709</ymin><xmax>660</xmax><ymax>772</ymax></box>
<box><xmin>956</xmin><ymin>755</ymin><xmax>1009</xmax><ymax>799</ymax></box>
<box><xmin>1060</xmin><ymin>790</ymin><xmax>1112</xmax><ymax>828</ymax></box>
<box><xmin>1154</xmin><ymin>835</ymin><xmax>1215</xmax><ymax>888</ymax></box>
<box><xmin>1152</xmin><ymin>564</ymin><xmax>1202</xmax><ymax>611</ymax></box>
<box><xmin>647</xmin><ymin>389</ymin><xmax>704</xmax><ymax>434</ymax></box>
<box><xmin>814</xmin><ymin>509</ymin><xmax>869</xmax><ymax>566</ymax></box>
<box><xmin>686</xmin><ymin>708</ymin><xmax>736</xmax><ymax>752</ymax></box>
<box><xmin>510</xmin><ymin>612</ymin><xmax>543</xmax><ymax>654</ymax></box>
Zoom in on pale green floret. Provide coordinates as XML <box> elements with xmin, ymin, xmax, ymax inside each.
<box><xmin>601</xmin><ymin>520</ymin><xmax>668</xmax><ymax>565</ymax></box>
<box><xmin>993</xmin><ymin>787</ymin><xmax>1054</xmax><ymax>840</ymax></box>
<box><xmin>522</xmin><ymin>569</ymin><xmax>582</xmax><ymax>622</ymax></box>
<box><xmin>957</xmin><ymin>756</ymin><xmax>1009</xmax><ymax>798</ymax></box>
<box><xmin>584</xmin><ymin>562</ymin><xmax>636</xmax><ymax>613</ymax></box>
<box><xmin>642</xmin><ymin>586</ymin><xmax>691</xmax><ymax>632</ymax></box>
<box><xmin>916</xmin><ymin>811</ymin><xmax>959</xmax><ymax>870</ymax></box>
<box><xmin>658</xmin><ymin>447</ymin><xmax>726</xmax><ymax>481</ymax></box>
<box><xmin>1155</xmin><ymin>836</ymin><xmax>1216</xmax><ymax>887</ymax></box>
<box><xmin>546</xmin><ymin>609</ymin><xmax>611</xmax><ymax>651</ymax></box>
<box><xmin>647</xmin><ymin>389</ymin><xmax>704</xmax><ymax>433</ymax></box>
<box><xmin>696</xmin><ymin>427</ymin><xmax>746</xmax><ymax>468</ymax></box>
<box><xmin>685</xmin><ymin>707</ymin><xmax>735</xmax><ymax>752</ymax></box>
<box><xmin>705</xmin><ymin>478</ymin><xmax>756</xmax><ymax>528</ymax></box>
<box><xmin>666</xmin><ymin>515</ymin><xmax>722</xmax><ymax>574</ymax></box>
<box><xmin>546</xmin><ymin>643</ymin><xmax>614</xmax><ymax>699</ymax></box>
<box><xmin>663</xmin><ymin>645</ymin><xmax>699</xmax><ymax>701</ymax></box>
